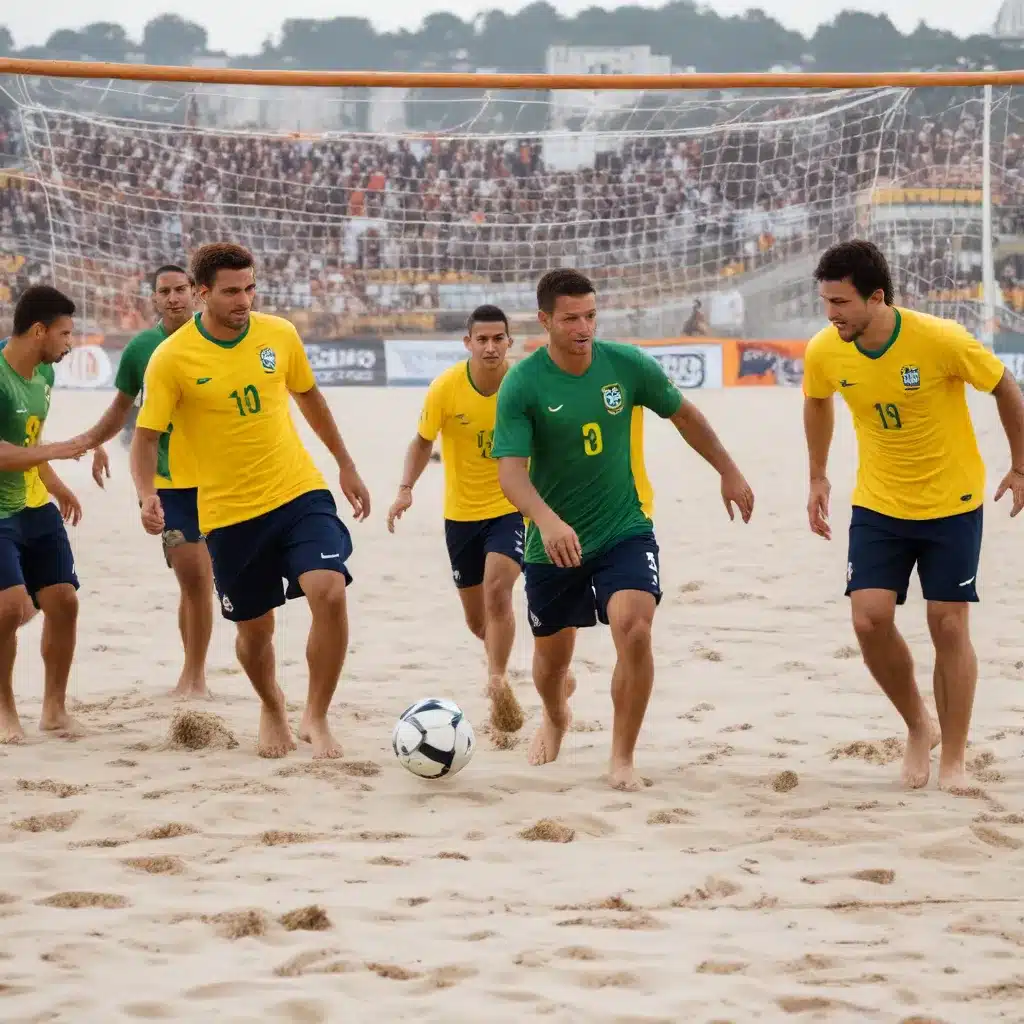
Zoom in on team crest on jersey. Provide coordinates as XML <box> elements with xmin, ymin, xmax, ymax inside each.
<box><xmin>601</xmin><ymin>383</ymin><xmax>624</xmax><ymax>415</ymax></box>
<box><xmin>900</xmin><ymin>365</ymin><xmax>920</xmax><ymax>391</ymax></box>
<box><xmin>259</xmin><ymin>347</ymin><xmax>276</xmax><ymax>373</ymax></box>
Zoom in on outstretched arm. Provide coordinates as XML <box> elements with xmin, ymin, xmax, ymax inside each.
<box><xmin>668</xmin><ymin>398</ymin><xmax>754</xmax><ymax>522</ymax></box>
<box><xmin>85</xmin><ymin>391</ymin><xmax>136</xmax><ymax>448</ymax></box>
<box><xmin>291</xmin><ymin>386</ymin><xmax>370</xmax><ymax>520</ymax></box>
<box><xmin>0</xmin><ymin>436</ymin><xmax>89</xmax><ymax>471</ymax></box>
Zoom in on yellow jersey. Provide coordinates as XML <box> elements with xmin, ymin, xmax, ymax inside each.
<box><xmin>419</xmin><ymin>359</ymin><xmax>655</xmax><ymax>522</ymax></box>
<box><xmin>137</xmin><ymin>312</ymin><xmax>327</xmax><ymax>533</ymax></box>
<box><xmin>417</xmin><ymin>360</ymin><xmax>518</xmax><ymax>522</ymax></box>
<box><xmin>803</xmin><ymin>306</ymin><xmax>1006</xmax><ymax>520</ymax></box>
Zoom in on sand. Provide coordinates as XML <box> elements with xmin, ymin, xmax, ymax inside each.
<box><xmin>1</xmin><ymin>384</ymin><xmax>1023</xmax><ymax>1023</ymax></box>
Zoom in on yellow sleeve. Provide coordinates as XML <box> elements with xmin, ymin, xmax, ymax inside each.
<box><xmin>802</xmin><ymin>337</ymin><xmax>834</xmax><ymax>399</ymax></box>
<box><xmin>136</xmin><ymin>345</ymin><xmax>180</xmax><ymax>433</ymax></box>
<box><xmin>285</xmin><ymin>324</ymin><xmax>316</xmax><ymax>394</ymax></box>
<box><xmin>941</xmin><ymin>325</ymin><xmax>1006</xmax><ymax>393</ymax></box>
<box><xmin>417</xmin><ymin>376</ymin><xmax>447</xmax><ymax>442</ymax></box>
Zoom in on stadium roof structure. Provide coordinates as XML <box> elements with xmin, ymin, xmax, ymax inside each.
<box><xmin>995</xmin><ymin>0</ymin><xmax>1024</xmax><ymax>37</ymax></box>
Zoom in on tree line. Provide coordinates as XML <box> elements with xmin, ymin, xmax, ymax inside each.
<box><xmin>0</xmin><ymin>5</ymin><xmax>1018</xmax><ymax>75</ymax></box>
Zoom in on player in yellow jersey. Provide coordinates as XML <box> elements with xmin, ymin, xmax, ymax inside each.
<box><xmin>386</xmin><ymin>306</ymin><xmax>527</xmax><ymax>733</ymax></box>
<box><xmin>131</xmin><ymin>243</ymin><xmax>371</xmax><ymax>760</ymax></box>
<box><xmin>804</xmin><ymin>240</ymin><xmax>1024</xmax><ymax>793</ymax></box>
<box><xmin>82</xmin><ymin>264</ymin><xmax>213</xmax><ymax>700</ymax></box>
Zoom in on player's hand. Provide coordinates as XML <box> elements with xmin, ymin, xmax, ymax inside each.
<box><xmin>994</xmin><ymin>467</ymin><xmax>1024</xmax><ymax>518</ymax></box>
<box><xmin>339</xmin><ymin>463</ymin><xmax>371</xmax><ymax>522</ymax></box>
<box><xmin>52</xmin><ymin>486</ymin><xmax>82</xmax><ymax>527</ymax></box>
<box><xmin>91</xmin><ymin>446</ymin><xmax>111</xmax><ymax>488</ymax></box>
<box><xmin>139</xmin><ymin>494</ymin><xmax>164</xmax><ymax>535</ymax></box>
<box><xmin>386</xmin><ymin>487</ymin><xmax>412</xmax><ymax>534</ymax></box>
<box><xmin>539</xmin><ymin>516</ymin><xmax>583</xmax><ymax>568</ymax></box>
<box><xmin>807</xmin><ymin>476</ymin><xmax>832</xmax><ymax>540</ymax></box>
<box><xmin>720</xmin><ymin>467</ymin><xmax>754</xmax><ymax>523</ymax></box>
<box><xmin>44</xmin><ymin>435</ymin><xmax>91</xmax><ymax>462</ymax></box>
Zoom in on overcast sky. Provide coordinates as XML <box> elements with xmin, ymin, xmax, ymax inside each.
<box><xmin>3</xmin><ymin>0</ymin><xmax>1008</xmax><ymax>53</ymax></box>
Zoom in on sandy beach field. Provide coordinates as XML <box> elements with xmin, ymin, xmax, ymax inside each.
<box><xmin>1</xmin><ymin>384</ymin><xmax>1022</xmax><ymax>1023</ymax></box>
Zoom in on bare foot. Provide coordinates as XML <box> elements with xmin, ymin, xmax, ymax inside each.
<box><xmin>298</xmin><ymin>714</ymin><xmax>344</xmax><ymax>759</ymax></box>
<box><xmin>39</xmin><ymin>709</ymin><xmax>87</xmax><ymax>738</ymax></box>
<box><xmin>170</xmin><ymin>679</ymin><xmax>213</xmax><ymax>702</ymax></box>
<box><xmin>901</xmin><ymin>718</ymin><xmax>941</xmax><ymax>789</ymax></box>
<box><xmin>0</xmin><ymin>707</ymin><xmax>26</xmax><ymax>744</ymax></box>
<box><xmin>607</xmin><ymin>759</ymin><xmax>645</xmax><ymax>792</ymax></box>
<box><xmin>257</xmin><ymin>702</ymin><xmax>296</xmax><ymax>758</ymax></box>
<box><xmin>526</xmin><ymin>669</ymin><xmax>576</xmax><ymax>767</ymax></box>
<box><xmin>488</xmin><ymin>674</ymin><xmax>525</xmax><ymax>733</ymax></box>
<box><xmin>937</xmin><ymin>759</ymin><xmax>969</xmax><ymax>793</ymax></box>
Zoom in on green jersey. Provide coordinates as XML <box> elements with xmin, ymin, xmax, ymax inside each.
<box><xmin>492</xmin><ymin>340</ymin><xmax>682</xmax><ymax>563</ymax></box>
<box><xmin>0</xmin><ymin>344</ymin><xmax>55</xmax><ymax>519</ymax></box>
<box><xmin>115</xmin><ymin>321</ymin><xmax>196</xmax><ymax>488</ymax></box>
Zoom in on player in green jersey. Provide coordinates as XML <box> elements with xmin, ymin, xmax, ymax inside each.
<box><xmin>83</xmin><ymin>265</ymin><xmax>213</xmax><ymax>700</ymax></box>
<box><xmin>0</xmin><ymin>286</ymin><xmax>92</xmax><ymax>743</ymax></box>
<box><xmin>492</xmin><ymin>269</ymin><xmax>755</xmax><ymax>790</ymax></box>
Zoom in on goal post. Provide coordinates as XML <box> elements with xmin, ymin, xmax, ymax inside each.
<box><xmin>1</xmin><ymin>59</ymin><xmax>1023</xmax><ymax>347</ymax></box>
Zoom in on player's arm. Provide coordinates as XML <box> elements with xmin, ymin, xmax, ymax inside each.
<box><xmin>633</xmin><ymin>347</ymin><xmax>753</xmax><ymax>522</ymax></box>
<box><xmin>86</xmin><ymin>341</ymin><xmax>146</xmax><ymax>487</ymax></box>
<box><xmin>801</xmin><ymin>341</ymin><xmax>835</xmax><ymax>539</ymax></box>
<box><xmin>285</xmin><ymin>328</ymin><xmax>370</xmax><ymax>520</ymax></box>
<box><xmin>946</xmin><ymin>327</ymin><xmax>1024</xmax><ymax>516</ymax></box>
<box><xmin>0</xmin><ymin>435</ymin><xmax>89</xmax><ymax>471</ymax></box>
<box><xmin>131</xmin><ymin>349</ymin><xmax>179</xmax><ymax>505</ymax></box>
<box><xmin>387</xmin><ymin>383</ymin><xmax>443</xmax><ymax>532</ymax></box>
<box><xmin>493</xmin><ymin>374</ymin><xmax>582</xmax><ymax>568</ymax></box>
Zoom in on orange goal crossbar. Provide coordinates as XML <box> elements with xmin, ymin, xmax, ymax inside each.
<box><xmin>1</xmin><ymin>59</ymin><xmax>1024</xmax><ymax>90</ymax></box>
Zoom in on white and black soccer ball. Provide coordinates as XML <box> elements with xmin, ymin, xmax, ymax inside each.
<box><xmin>392</xmin><ymin>698</ymin><xmax>475</xmax><ymax>779</ymax></box>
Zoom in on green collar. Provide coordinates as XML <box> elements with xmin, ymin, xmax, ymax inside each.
<box><xmin>193</xmin><ymin>311</ymin><xmax>249</xmax><ymax>349</ymax></box>
<box><xmin>854</xmin><ymin>308</ymin><xmax>901</xmax><ymax>360</ymax></box>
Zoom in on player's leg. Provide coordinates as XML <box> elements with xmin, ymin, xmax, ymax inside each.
<box><xmin>205</xmin><ymin>519</ymin><xmax>294</xmax><ymax>758</ymax></box>
<box><xmin>0</xmin><ymin>521</ymin><xmax>28</xmax><ymax>741</ymax></box>
<box><xmin>846</xmin><ymin>507</ymin><xmax>939</xmax><ymax>789</ymax></box>
<box><xmin>916</xmin><ymin>507</ymin><xmax>983</xmax><ymax>791</ymax></box>
<box><xmin>19</xmin><ymin>505</ymin><xmax>82</xmax><ymax>737</ymax></box>
<box><xmin>280</xmin><ymin>490</ymin><xmax>354</xmax><ymax>759</ymax></box>
<box><xmin>444</xmin><ymin>519</ymin><xmax>487</xmax><ymax>640</ymax></box>
<box><xmin>160</xmin><ymin>489</ymin><xmax>213</xmax><ymax>700</ymax></box>
<box><xmin>480</xmin><ymin>513</ymin><xmax>526</xmax><ymax>732</ymax></box>
<box><xmin>523</xmin><ymin>559</ymin><xmax>593</xmax><ymax>766</ymax></box>
<box><xmin>592</xmin><ymin>533</ymin><xmax>661</xmax><ymax>791</ymax></box>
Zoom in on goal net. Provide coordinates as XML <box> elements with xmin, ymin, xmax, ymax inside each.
<box><xmin>1</xmin><ymin>72</ymin><xmax>1022</xmax><ymax>344</ymax></box>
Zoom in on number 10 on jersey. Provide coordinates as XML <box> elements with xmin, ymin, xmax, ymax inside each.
<box><xmin>230</xmin><ymin>385</ymin><xmax>261</xmax><ymax>416</ymax></box>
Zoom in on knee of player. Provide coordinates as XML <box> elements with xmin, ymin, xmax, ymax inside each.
<box><xmin>307</xmin><ymin>574</ymin><xmax>348</xmax><ymax>620</ymax></box>
<box><xmin>925</xmin><ymin>603</ymin><xmax>970</xmax><ymax>647</ymax></box>
<box><xmin>37</xmin><ymin>585</ymin><xmax>78</xmax><ymax>624</ymax></box>
<box><xmin>851</xmin><ymin>605</ymin><xmax>893</xmax><ymax>640</ymax></box>
<box><xmin>482</xmin><ymin>576</ymin><xmax>514</xmax><ymax>618</ymax></box>
<box><xmin>615</xmin><ymin>613</ymin><xmax>653</xmax><ymax>653</ymax></box>
<box><xmin>0</xmin><ymin>591</ymin><xmax>24</xmax><ymax>635</ymax></box>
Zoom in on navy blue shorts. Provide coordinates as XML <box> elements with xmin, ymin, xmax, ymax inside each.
<box><xmin>0</xmin><ymin>503</ymin><xmax>79</xmax><ymax>608</ymax></box>
<box><xmin>157</xmin><ymin>487</ymin><xmax>202</xmax><ymax>566</ymax></box>
<box><xmin>524</xmin><ymin>531</ymin><xmax>661</xmax><ymax>638</ymax></box>
<box><xmin>444</xmin><ymin>512</ymin><xmax>524</xmax><ymax>589</ymax></box>
<box><xmin>204</xmin><ymin>489</ymin><xmax>353</xmax><ymax>623</ymax></box>
<box><xmin>846</xmin><ymin>505</ymin><xmax>983</xmax><ymax>605</ymax></box>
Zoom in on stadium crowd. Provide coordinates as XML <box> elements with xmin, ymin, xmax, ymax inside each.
<box><xmin>1</xmin><ymin>95</ymin><xmax>1023</xmax><ymax>337</ymax></box>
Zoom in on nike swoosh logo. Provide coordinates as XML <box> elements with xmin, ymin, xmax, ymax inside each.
<box><xmin>547</xmin><ymin>405</ymin><xmax>563</xmax><ymax>412</ymax></box>
<box><xmin>196</xmin><ymin>377</ymin><xmax>212</xmax><ymax>384</ymax></box>
<box><xmin>959</xmin><ymin>576</ymin><xmax>975</xmax><ymax>586</ymax></box>
<box><xmin>839</xmin><ymin>380</ymin><xmax>856</xmax><ymax>387</ymax></box>
<box><xmin>320</xmin><ymin>552</ymin><xmax>340</xmax><ymax>560</ymax></box>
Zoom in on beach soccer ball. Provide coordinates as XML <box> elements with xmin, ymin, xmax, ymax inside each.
<box><xmin>392</xmin><ymin>698</ymin><xmax>475</xmax><ymax>779</ymax></box>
